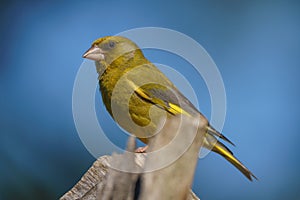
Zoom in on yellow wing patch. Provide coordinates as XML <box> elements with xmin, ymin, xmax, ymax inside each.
<box><xmin>128</xmin><ymin>80</ymin><xmax>191</xmax><ymax>117</ymax></box>
<box><xmin>168</xmin><ymin>102</ymin><xmax>191</xmax><ymax>116</ymax></box>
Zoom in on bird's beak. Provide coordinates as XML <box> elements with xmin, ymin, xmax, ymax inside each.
<box><xmin>82</xmin><ymin>45</ymin><xmax>105</xmax><ymax>61</ymax></box>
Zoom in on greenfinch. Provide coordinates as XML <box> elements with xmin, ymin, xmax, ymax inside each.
<box><xmin>83</xmin><ymin>36</ymin><xmax>257</xmax><ymax>181</ymax></box>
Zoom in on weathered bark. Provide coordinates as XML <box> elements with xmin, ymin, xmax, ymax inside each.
<box><xmin>60</xmin><ymin>115</ymin><xmax>205</xmax><ymax>200</ymax></box>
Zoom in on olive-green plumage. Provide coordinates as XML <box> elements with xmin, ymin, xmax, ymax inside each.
<box><xmin>83</xmin><ymin>36</ymin><xmax>257</xmax><ymax>181</ymax></box>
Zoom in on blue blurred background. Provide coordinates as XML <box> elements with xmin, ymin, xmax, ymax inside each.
<box><xmin>1</xmin><ymin>0</ymin><xmax>300</xmax><ymax>199</ymax></box>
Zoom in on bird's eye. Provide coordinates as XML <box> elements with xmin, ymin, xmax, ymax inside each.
<box><xmin>109</xmin><ymin>41</ymin><xmax>115</xmax><ymax>48</ymax></box>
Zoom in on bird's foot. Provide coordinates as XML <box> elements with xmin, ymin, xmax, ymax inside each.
<box><xmin>135</xmin><ymin>145</ymin><xmax>148</xmax><ymax>153</ymax></box>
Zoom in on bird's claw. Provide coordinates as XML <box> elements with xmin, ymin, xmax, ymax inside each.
<box><xmin>135</xmin><ymin>145</ymin><xmax>148</xmax><ymax>153</ymax></box>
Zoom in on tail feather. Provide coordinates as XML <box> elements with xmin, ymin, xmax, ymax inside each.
<box><xmin>212</xmin><ymin>140</ymin><xmax>257</xmax><ymax>181</ymax></box>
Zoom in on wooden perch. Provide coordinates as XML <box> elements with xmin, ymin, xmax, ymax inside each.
<box><xmin>60</xmin><ymin>115</ymin><xmax>206</xmax><ymax>200</ymax></box>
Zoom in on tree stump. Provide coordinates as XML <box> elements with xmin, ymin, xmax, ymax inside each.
<box><xmin>60</xmin><ymin>115</ymin><xmax>206</xmax><ymax>200</ymax></box>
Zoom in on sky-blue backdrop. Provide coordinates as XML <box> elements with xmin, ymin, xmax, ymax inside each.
<box><xmin>1</xmin><ymin>1</ymin><xmax>299</xmax><ymax>199</ymax></box>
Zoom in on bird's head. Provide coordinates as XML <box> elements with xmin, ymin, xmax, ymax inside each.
<box><xmin>83</xmin><ymin>36</ymin><xmax>141</xmax><ymax>65</ymax></box>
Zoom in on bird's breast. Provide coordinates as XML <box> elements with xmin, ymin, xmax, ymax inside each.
<box><xmin>99</xmin><ymin>68</ymin><xmax>167</xmax><ymax>140</ymax></box>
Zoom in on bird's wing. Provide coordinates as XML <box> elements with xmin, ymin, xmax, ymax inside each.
<box><xmin>207</xmin><ymin>125</ymin><xmax>235</xmax><ymax>146</ymax></box>
<box><xmin>128</xmin><ymin>79</ymin><xmax>235</xmax><ymax>145</ymax></box>
<box><xmin>128</xmin><ymin>79</ymin><xmax>194</xmax><ymax>116</ymax></box>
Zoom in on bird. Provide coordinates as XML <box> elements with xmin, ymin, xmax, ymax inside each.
<box><xmin>82</xmin><ymin>36</ymin><xmax>257</xmax><ymax>181</ymax></box>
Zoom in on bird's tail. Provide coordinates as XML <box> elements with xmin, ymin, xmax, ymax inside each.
<box><xmin>212</xmin><ymin>140</ymin><xmax>257</xmax><ymax>181</ymax></box>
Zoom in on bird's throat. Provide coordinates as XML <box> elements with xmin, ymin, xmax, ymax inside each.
<box><xmin>97</xmin><ymin>49</ymin><xmax>149</xmax><ymax>115</ymax></box>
